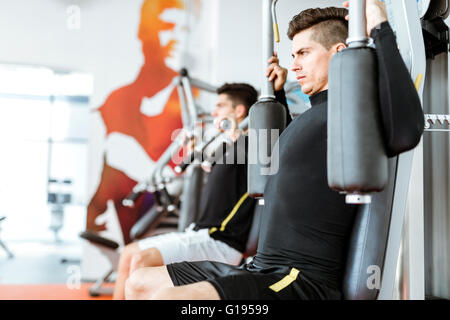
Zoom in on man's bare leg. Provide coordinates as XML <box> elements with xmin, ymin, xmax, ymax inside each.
<box><xmin>125</xmin><ymin>266</ymin><xmax>174</xmax><ymax>300</ymax></box>
<box><xmin>125</xmin><ymin>266</ymin><xmax>221</xmax><ymax>300</ymax></box>
<box><xmin>129</xmin><ymin>247</ymin><xmax>164</xmax><ymax>273</ymax></box>
<box><xmin>113</xmin><ymin>244</ymin><xmax>164</xmax><ymax>300</ymax></box>
<box><xmin>152</xmin><ymin>281</ymin><xmax>221</xmax><ymax>300</ymax></box>
<box><xmin>113</xmin><ymin>242</ymin><xmax>140</xmax><ymax>300</ymax></box>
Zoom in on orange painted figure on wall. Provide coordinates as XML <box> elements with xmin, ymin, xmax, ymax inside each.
<box><xmin>87</xmin><ymin>0</ymin><xmax>185</xmax><ymax>244</ymax></box>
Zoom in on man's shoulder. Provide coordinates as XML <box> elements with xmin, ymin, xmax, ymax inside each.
<box><xmin>285</xmin><ymin>104</ymin><xmax>327</xmax><ymax>131</ymax></box>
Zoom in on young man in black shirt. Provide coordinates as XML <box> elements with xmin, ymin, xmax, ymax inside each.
<box><xmin>124</xmin><ymin>0</ymin><xmax>424</xmax><ymax>300</ymax></box>
<box><xmin>112</xmin><ymin>83</ymin><xmax>258</xmax><ymax>299</ymax></box>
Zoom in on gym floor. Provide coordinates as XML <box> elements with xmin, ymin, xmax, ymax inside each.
<box><xmin>0</xmin><ymin>241</ymin><xmax>81</xmax><ymax>284</ymax></box>
<box><xmin>0</xmin><ymin>240</ymin><xmax>111</xmax><ymax>300</ymax></box>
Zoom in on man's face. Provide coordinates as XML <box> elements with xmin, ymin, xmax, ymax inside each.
<box><xmin>138</xmin><ymin>0</ymin><xmax>190</xmax><ymax>69</ymax></box>
<box><xmin>290</xmin><ymin>28</ymin><xmax>336</xmax><ymax>96</ymax></box>
<box><xmin>211</xmin><ymin>94</ymin><xmax>238</xmax><ymax>124</ymax></box>
<box><xmin>138</xmin><ymin>0</ymin><xmax>182</xmax><ymax>43</ymax></box>
<box><xmin>158</xmin><ymin>8</ymin><xmax>189</xmax><ymax>66</ymax></box>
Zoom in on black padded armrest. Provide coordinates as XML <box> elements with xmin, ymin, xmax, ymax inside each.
<box><xmin>79</xmin><ymin>231</ymin><xmax>120</xmax><ymax>250</ymax></box>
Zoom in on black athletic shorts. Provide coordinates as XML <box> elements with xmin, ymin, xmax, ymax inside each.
<box><xmin>166</xmin><ymin>260</ymin><xmax>342</xmax><ymax>300</ymax></box>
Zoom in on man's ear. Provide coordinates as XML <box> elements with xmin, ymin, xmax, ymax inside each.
<box><xmin>234</xmin><ymin>104</ymin><xmax>247</xmax><ymax>120</ymax></box>
<box><xmin>336</xmin><ymin>43</ymin><xmax>347</xmax><ymax>53</ymax></box>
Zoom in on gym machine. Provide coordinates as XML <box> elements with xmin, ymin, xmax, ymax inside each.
<box><xmin>380</xmin><ymin>0</ymin><xmax>448</xmax><ymax>300</ymax></box>
<box><xmin>79</xmin><ymin>69</ymin><xmax>217</xmax><ymax>296</ymax></box>
<box><xmin>47</xmin><ymin>178</ymin><xmax>73</xmax><ymax>243</ymax></box>
<box><xmin>327</xmin><ymin>0</ymin><xmax>449</xmax><ymax>300</ymax></box>
<box><xmin>248</xmin><ymin>0</ymin><xmax>287</xmax><ymax>199</ymax></box>
<box><xmin>0</xmin><ymin>217</ymin><xmax>14</xmax><ymax>259</ymax></box>
<box><xmin>327</xmin><ymin>0</ymin><xmax>388</xmax><ymax>205</ymax></box>
<box><xmin>417</xmin><ymin>0</ymin><xmax>449</xmax><ymax>300</ymax></box>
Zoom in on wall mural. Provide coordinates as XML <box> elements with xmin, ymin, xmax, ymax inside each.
<box><xmin>87</xmin><ymin>0</ymin><xmax>188</xmax><ymax>244</ymax></box>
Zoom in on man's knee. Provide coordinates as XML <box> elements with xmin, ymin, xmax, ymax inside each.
<box><xmin>131</xmin><ymin>247</ymin><xmax>163</xmax><ymax>270</ymax></box>
<box><xmin>119</xmin><ymin>243</ymin><xmax>140</xmax><ymax>266</ymax></box>
<box><xmin>125</xmin><ymin>266</ymin><xmax>173</xmax><ymax>300</ymax></box>
<box><xmin>125</xmin><ymin>268</ymin><xmax>154</xmax><ymax>299</ymax></box>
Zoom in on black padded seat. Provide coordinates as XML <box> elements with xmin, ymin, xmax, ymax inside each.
<box><xmin>343</xmin><ymin>158</ymin><xmax>397</xmax><ymax>300</ymax></box>
<box><xmin>79</xmin><ymin>231</ymin><xmax>120</xmax><ymax>250</ymax></box>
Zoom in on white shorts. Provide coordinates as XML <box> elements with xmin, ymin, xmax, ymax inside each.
<box><xmin>136</xmin><ymin>224</ymin><xmax>243</xmax><ymax>266</ymax></box>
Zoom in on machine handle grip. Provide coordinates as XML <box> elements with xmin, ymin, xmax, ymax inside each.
<box><xmin>175</xmin><ymin>152</ymin><xmax>196</xmax><ymax>174</ymax></box>
<box><xmin>122</xmin><ymin>190</ymin><xmax>143</xmax><ymax>208</ymax></box>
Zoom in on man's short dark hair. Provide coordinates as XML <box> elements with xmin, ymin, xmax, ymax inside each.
<box><xmin>217</xmin><ymin>83</ymin><xmax>258</xmax><ymax>116</ymax></box>
<box><xmin>287</xmin><ymin>7</ymin><xmax>348</xmax><ymax>50</ymax></box>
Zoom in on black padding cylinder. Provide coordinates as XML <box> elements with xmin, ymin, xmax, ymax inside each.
<box><xmin>248</xmin><ymin>98</ymin><xmax>286</xmax><ymax>198</ymax></box>
<box><xmin>177</xmin><ymin>164</ymin><xmax>204</xmax><ymax>231</ymax></box>
<box><xmin>129</xmin><ymin>206</ymin><xmax>166</xmax><ymax>240</ymax></box>
<box><xmin>328</xmin><ymin>47</ymin><xmax>388</xmax><ymax>193</ymax></box>
<box><xmin>343</xmin><ymin>158</ymin><xmax>397</xmax><ymax>300</ymax></box>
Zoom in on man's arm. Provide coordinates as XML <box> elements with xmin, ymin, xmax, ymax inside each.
<box><xmin>267</xmin><ymin>53</ymin><xmax>292</xmax><ymax>127</ymax></box>
<box><xmin>372</xmin><ymin>22</ymin><xmax>425</xmax><ymax>157</ymax></box>
<box><xmin>275</xmin><ymin>89</ymin><xmax>292</xmax><ymax>127</ymax></box>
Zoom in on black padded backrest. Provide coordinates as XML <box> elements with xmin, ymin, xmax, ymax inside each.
<box><xmin>343</xmin><ymin>157</ymin><xmax>398</xmax><ymax>300</ymax></box>
<box><xmin>244</xmin><ymin>203</ymin><xmax>263</xmax><ymax>257</ymax></box>
<box><xmin>79</xmin><ymin>231</ymin><xmax>120</xmax><ymax>250</ymax></box>
<box><xmin>178</xmin><ymin>165</ymin><xmax>205</xmax><ymax>232</ymax></box>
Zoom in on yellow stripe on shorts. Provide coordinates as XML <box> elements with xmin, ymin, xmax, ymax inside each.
<box><xmin>269</xmin><ymin>268</ymin><xmax>300</xmax><ymax>293</ymax></box>
<box><xmin>209</xmin><ymin>192</ymin><xmax>249</xmax><ymax>235</ymax></box>
<box><xmin>219</xmin><ymin>192</ymin><xmax>248</xmax><ymax>231</ymax></box>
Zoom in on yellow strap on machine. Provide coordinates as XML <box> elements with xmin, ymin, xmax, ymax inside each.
<box><xmin>273</xmin><ymin>23</ymin><xmax>280</xmax><ymax>43</ymax></box>
<box><xmin>269</xmin><ymin>268</ymin><xmax>300</xmax><ymax>292</ymax></box>
<box><xmin>415</xmin><ymin>74</ymin><xmax>423</xmax><ymax>91</ymax></box>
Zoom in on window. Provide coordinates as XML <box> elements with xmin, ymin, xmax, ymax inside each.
<box><xmin>0</xmin><ymin>64</ymin><xmax>93</xmax><ymax>242</ymax></box>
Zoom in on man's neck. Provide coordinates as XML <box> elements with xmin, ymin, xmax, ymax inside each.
<box><xmin>309</xmin><ymin>90</ymin><xmax>328</xmax><ymax>107</ymax></box>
